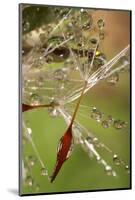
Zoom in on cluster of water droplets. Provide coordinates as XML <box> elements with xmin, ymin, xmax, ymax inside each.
<box><xmin>90</xmin><ymin>107</ymin><xmax>128</xmax><ymax>130</ymax></box>
<box><xmin>22</xmin><ymin>120</ymin><xmax>50</xmax><ymax>191</ymax></box>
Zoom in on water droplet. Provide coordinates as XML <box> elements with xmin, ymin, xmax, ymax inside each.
<box><xmin>120</xmin><ymin>56</ymin><xmax>129</xmax><ymax>65</ymax></box>
<box><xmin>107</xmin><ymin>73</ymin><xmax>119</xmax><ymax>85</ymax></box>
<box><xmin>93</xmin><ymin>57</ymin><xmax>106</xmax><ymax>70</ymax></box>
<box><xmin>27</xmin><ymin>127</ymin><xmax>32</xmax><ymax>135</ymax></box>
<box><xmin>46</xmin><ymin>55</ymin><xmax>54</xmax><ymax>63</ymax></box>
<box><xmin>53</xmin><ymin>68</ymin><xmax>68</xmax><ymax>81</ymax></box>
<box><xmin>25</xmin><ymin>176</ymin><xmax>33</xmax><ymax>187</ymax></box>
<box><xmin>86</xmin><ymin>136</ymin><xmax>93</xmax><ymax>143</ymax></box>
<box><xmin>39</xmin><ymin>33</ymin><xmax>46</xmax><ymax>43</ymax></box>
<box><xmin>102</xmin><ymin>115</ymin><xmax>113</xmax><ymax>128</ymax></box>
<box><xmin>48</xmin><ymin>99</ymin><xmax>59</xmax><ymax>117</ymax></box>
<box><xmin>105</xmin><ymin>165</ymin><xmax>113</xmax><ymax>176</ymax></box>
<box><xmin>99</xmin><ymin>31</ymin><xmax>105</xmax><ymax>40</ymax></box>
<box><xmin>23</xmin><ymin>21</ymin><xmax>30</xmax><ymax>32</ymax></box>
<box><xmin>96</xmin><ymin>156</ymin><xmax>101</xmax><ymax>162</ymax></box>
<box><xmin>27</xmin><ymin>155</ymin><xmax>36</xmax><ymax>167</ymax></box>
<box><xmin>52</xmin><ymin>47</ymin><xmax>70</xmax><ymax>62</ymax></box>
<box><xmin>113</xmin><ymin>120</ymin><xmax>127</xmax><ymax>130</ymax></box>
<box><xmin>48</xmin><ymin>107</ymin><xmax>59</xmax><ymax>117</ymax></box>
<box><xmin>91</xmin><ymin>107</ymin><xmax>103</xmax><ymax>122</ymax></box>
<box><xmin>41</xmin><ymin>168</ymin><xmax>48</xmax><ymax>176</ymax></box>
<box><xmin>93</xmin><ymin>137</ymin><xmax>100</xmax><ymax>147</ymax></box>
<box><xmin>102</xmin><ymin>120</ymin><xmax>110</xmax><ymax>128</ymax></box>
<box><xmin>125</xmin><ymin>165</ymin><xmax>130</xmax><ymax>173</ymax></box>
<box><xmin>113</xmin><ymin>154</ymin><xmax>121</xmax><ymax>165</ymax></box>
<box><xmin>90</xmin><ymin>38</ymin><xmax>98</xmax><ymax>45</ymax></box>
<box><xmin>48</xmin><ymin>36</ymin><xmax>64</xmax><ymax>47</ymax></box>
<box><xmin>35</xmin><ymin>184</ymin><xmax>40</xmax><ymax>191</ymax></box>
<box><xmin>30</xmin><ymin>93</ymin><xmax>41</xmax><ymax>106</ymax></box>
<box><xmin>97</xmin><ymin>19</ymin><xmax>105</xmax><ymax>29</ymax></box>
<box><xmin>80</xmin><ymin>10</ymin><xmax>92</xmax><ymax>30</ymax></box>
<box><xmin>60</xmin><ymin>8</ymin><xmax>70</xmax><ymax>17</ymax></box>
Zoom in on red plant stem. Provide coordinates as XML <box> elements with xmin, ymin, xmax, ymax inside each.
<box><xmin>50</xmin><ymin>81</ymin><xmax>88</xmax><ymax>183</ymax></box>
<box><xmin>22</xmin><ymin>103</ymin><xmax>56</xmax><ymax>112</ymax></box>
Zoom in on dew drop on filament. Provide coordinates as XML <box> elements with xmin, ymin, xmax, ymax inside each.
<box><xmin>107</xmin><ymin>73</ymin><xmax>119</xmax><ymax>85</ymax></box>
<box><xmin>41</xmin><ymin>168</ymin><xmax>48</xmax><ymax>176</ymax></box>
<box><xmin>105</xmin><ymin>165</ymin><xmax>113</xmax><ymax>176</ymax></box>
<box><xmin>97</xmin><ymin>19</ymin><xmax>105</xmax><ymax>29</ymax></box>
<box><xmin>25</xmin><ymin>176</ymin><xmax>33</xmax><ymax>187</ymax></box>
<box><xmin>113</xmin><ymin>154</ymin><xmax>121</xmax><ymax>165</ymax></box>
<box><xmin>91</xmin><ymin>107</ymin><xmax>103</xmax><ymax>122</ymax></box>
<box><xmin>27</xmin><ymin>155</ymin><xmax>36</xmax><ymax>167</ymax></box>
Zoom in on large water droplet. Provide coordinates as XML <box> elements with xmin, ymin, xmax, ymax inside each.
<box><xmin>80</xmin><ymin>10</ymin><xmax>92</xmax><ymax>30</ymax></box>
